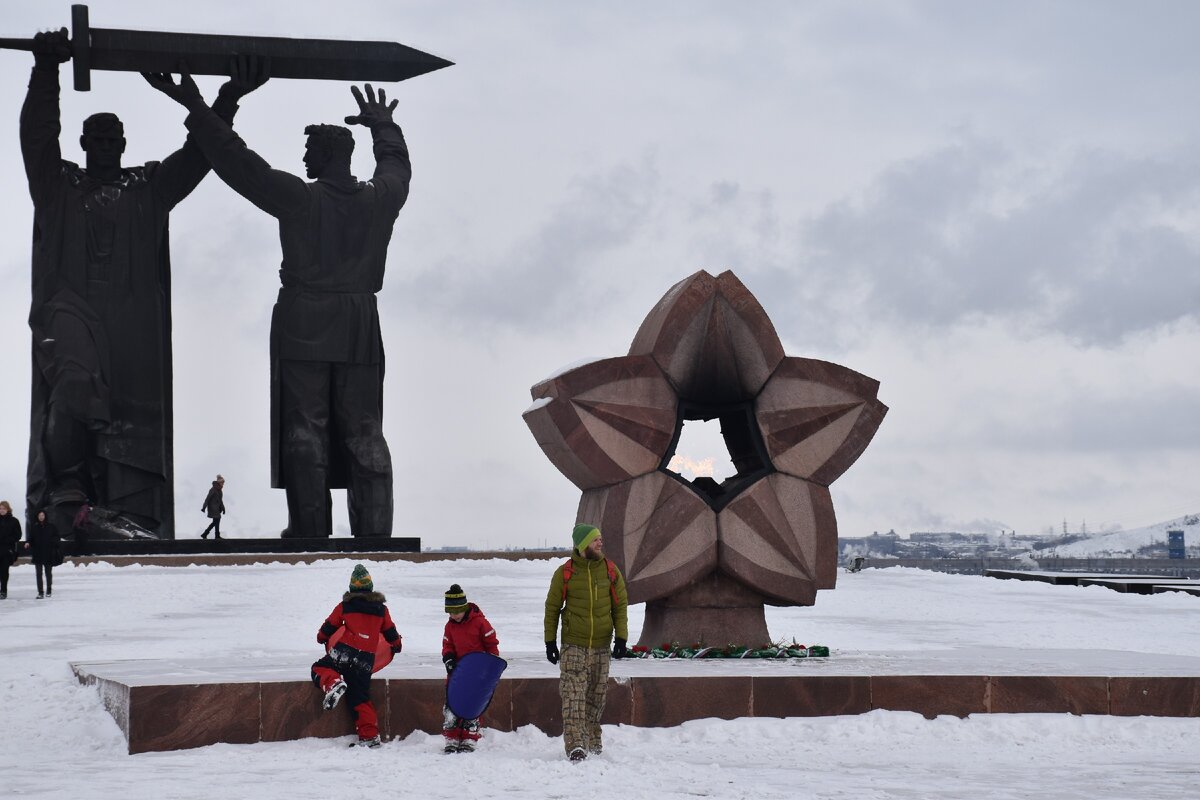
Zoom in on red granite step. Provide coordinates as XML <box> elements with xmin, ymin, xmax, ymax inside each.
<box><xmin>72</xmin><ymin>662</ymin><xmax>1200</xmax><ymax>754</ymax></box>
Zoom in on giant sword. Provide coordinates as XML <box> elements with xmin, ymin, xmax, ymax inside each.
<box><xmin>0</xmin><ymin>4</ymin><xmax>453</xmax><ymax>91</ymax></box>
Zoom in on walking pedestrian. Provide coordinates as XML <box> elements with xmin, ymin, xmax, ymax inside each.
<box><xmin>0</xmin><ymin>501</ymin><xmax>22</xmax><ymax>599</ymax></box>
<box><xmin>201</xmin><ymin>476</ymin><xmax>225</xmax><ymax>539</ymax></box>
<box><xmin>25</xmin><ymin>509</ymin><xmax>61</xmax><ymax>598</ymax></box>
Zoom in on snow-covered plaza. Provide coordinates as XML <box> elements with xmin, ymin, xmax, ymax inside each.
<box><xmin>4</xmin><ymin>557</ymin><xmax>1200</xmax><ymax>799</ymax></box>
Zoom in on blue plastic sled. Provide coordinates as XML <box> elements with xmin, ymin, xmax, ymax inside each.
<box><xmin>447</xmin><ymin>652</ymin><xmax>508</xmax><ymax>720</ymax></box>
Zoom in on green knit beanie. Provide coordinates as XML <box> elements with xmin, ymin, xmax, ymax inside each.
<box><xmin>445</xmin><ymin>583</ymin><xmax>468</xmax><ymax>613</ymax></box>
<box><xmin>572</xmin><ymin>523</ymin><xmax>600</xmax><ymax>553</ymax></box>
<box><xmin>348</xmin><ymin>564</ymin><xmax>373</xmax><ymax>592</ymax></box>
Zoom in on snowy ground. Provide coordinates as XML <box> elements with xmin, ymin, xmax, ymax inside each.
<box><xmin>3</xmin><ymin>559</ymin><xmax>1200</xmax><ymax>799</ymax></box>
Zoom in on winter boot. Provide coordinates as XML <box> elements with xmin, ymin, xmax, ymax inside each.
<box><xmin>442</xmin><ymin>705</ymin><xmax>461</xmax><ymax>752</ymax></box>
<box><xmin>350</xmin><ymin>735</ymin><xmax>382</xmax><ymax>748</ymax></box>
<box><xmin>568</xmin><ymin>747</ymin><xmax>587</xmax><ymax>763</ymax></box>
<box><xmin>458</xmin><ymin>718</ymin><xmax>481</xmax><ymax>753</ymax></box>
<box><xmin>322</xmin><ymin>679</ymin><xmax>347</xmax><ymax>710</ymax></box>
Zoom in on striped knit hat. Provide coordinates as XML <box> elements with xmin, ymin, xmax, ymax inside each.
<box><xmin>572</xmin><ymin>523</ymin><xmax>600</xmax><ymax>553</ymax></box>
<box><xmin>348</xmin><ymin>564</ymin><xmax>373</xmax><ymax>593</ymax></box>
<box><xmin>445</xmin><ymin>583</ymin><xmax>468</xmax><ymax>613</ymax></box>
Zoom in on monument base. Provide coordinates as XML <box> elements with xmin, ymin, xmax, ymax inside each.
<box><xmin>75</xmin><ymin>536</ymin><xmax>421</xmax><ymax>557</ymax></box>
<box><xmin>72</xmin><ymin>649</ymin><xmax>1200</xmax><ymax>754</ymax></box>
<box><xmin>637</xmin><ymin>573</ymin><xmax>772</xmax><ymax>648</ymax></box>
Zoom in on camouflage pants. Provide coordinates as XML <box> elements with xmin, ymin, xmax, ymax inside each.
<box><xmin>559</xmin><ymin>644</ymin><xmax>610</xmax><ymax>754</ymax></box>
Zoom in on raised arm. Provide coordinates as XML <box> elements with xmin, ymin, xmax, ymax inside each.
<box><xmin>143</xmin><ymin>68</ymin><xmax>306</xmax><ymax>218</ymax></box>
<box><xmin>345</xmin><ymin>84</ymin><xmax>411</xmax><ymax>208</ymax></box>
<box><xmin>19</xmin><ymin>29</ymin><xmax>71</xmax><ymax>205</ymax></box>
<box><xmin>151</xmin><ymin>58</ymin><xmax>269</xmax><ymax>211</ymax></box>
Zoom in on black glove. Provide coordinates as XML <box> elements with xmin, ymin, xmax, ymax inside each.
<box><xmin>545</xmin><ymin>641</ymin><xmax>559</xmax><ymax>665</ymax></box>
<box><xmin>442</xmin><ymin>654</ymin><xmax>456</xmax><ymax>673</ymax></box>
<box><xmin>612</xmin><ymin>638</ymin><xmax>627</xmax><ymax>659</ymax></box>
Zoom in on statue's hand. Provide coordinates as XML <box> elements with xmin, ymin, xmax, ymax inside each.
<box><xmin>219</xmin><ymin>54</ymin><xmax>270</xmax><ymax>101</ymax></box>
<box><xmin>141</xmin><ymin>68</ymin><xmax>206</xmax><ymax>111</ymax></box>
<box><xmin>32</xmin><ymin>28</ymin><xmax>71</xmax><ymax>67</ymax></box>
<box><xmin>344</xmin><ymin>83</ymin><xmax>398</xmax><ymax>128</ymax></box>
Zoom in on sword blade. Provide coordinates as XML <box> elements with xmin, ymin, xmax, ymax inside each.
<box><xmin>89</xmin><ymin>27</ymin><xmax>453</xmax><ymax>82</ymax></box>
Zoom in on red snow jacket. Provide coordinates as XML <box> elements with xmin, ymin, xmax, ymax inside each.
<box><xmin>317</xmin><ymin>591</ymin><xmax>402</xmax><ymax>654</ymax></box>
<box><xmin>442</xmin><ymin>603</ymin><xmax>500</xmax><ymax>659</ymax></box>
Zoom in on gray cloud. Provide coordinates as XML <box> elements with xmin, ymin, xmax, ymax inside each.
<box><xmin>385</xmin><ymin>154</ymin><xmax>662</xmax><ymax>333</ymax></box>
<box><xmin>720</xmin><ymin>137</ymin><xmax>1200</xmax><ymax>348</ymax></box>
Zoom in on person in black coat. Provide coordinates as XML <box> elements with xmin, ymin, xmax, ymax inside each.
<box><xmin>25</xmin><ymin>509</ymin><xmax>61</xmax><ymax>598</ymax></box>
<box><xmin>0</xmin><ymin>500</ymin><xmax>22</xmax><ymax>599</ymax></box>
<box><xmin>201</xmin><ymin>476</ymin><xmax>226</xmax><ymax>539</ymax></box>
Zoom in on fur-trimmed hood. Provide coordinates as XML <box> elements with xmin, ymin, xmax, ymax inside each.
<box><xmin>344</xmin><ymin>590</ymin><xmax>387</xmax><ymax>604</ymax></box>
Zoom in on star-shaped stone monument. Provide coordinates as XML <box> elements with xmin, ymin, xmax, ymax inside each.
<box><xmin>523</xmin><ymin>270</ymin><xmax>887</xmax><ymax>647</ymax></box>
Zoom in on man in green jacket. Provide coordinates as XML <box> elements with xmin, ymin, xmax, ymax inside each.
<box><xmin>544</xmin><ymin>523</ymin><xmax>629</xmax><ymax>762</ymax></box>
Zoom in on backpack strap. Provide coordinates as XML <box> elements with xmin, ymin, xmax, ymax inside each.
<box><xmin>561</xmin><ymin>557</ymin><xmax>620</xmax><ymax>608</ymax></box>
<box><xmin>604</xmin><ymin>559</ymin><xmax>620</xmax><ymax>608</ymax></box>
<box><xmin>560</xmin><ymin>558</ymin><xmax>573</xmax><ymax>603</ymax></box>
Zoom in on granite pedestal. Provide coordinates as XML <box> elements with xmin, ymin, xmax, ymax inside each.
<box><xmin>73</xmin><ymin>646</ymin><xmax>1200</xmax><ymax>754</ymax></box>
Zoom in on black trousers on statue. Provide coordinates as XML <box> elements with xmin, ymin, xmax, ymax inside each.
<box><xmin>279</xmin><ymin>360</ymin><xmax>393</xmax><ymax>539</ymax></box>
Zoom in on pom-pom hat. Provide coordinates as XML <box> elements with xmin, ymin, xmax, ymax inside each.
<box><xmin>349</xmin><ymin>564</ymin><xmax>373</xmax><ymax>592</ymax></box>
<box><xmin>445</xmin><ymin>584</ymin><xmax>468</xmax><ymax>613</ymax></box>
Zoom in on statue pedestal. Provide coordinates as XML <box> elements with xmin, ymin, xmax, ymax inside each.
<box><xmin>636</xmin><ymin>573</ymin><xmax>771</xmax><ymax>649</ymax></box>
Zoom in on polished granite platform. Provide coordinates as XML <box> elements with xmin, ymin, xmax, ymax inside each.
<box><xmin>73</xmin><ymin>647</ymin><xmax>1200</xmax><ymax>753</ymax></box>
<box><xmin>78</xmin><ymin>537</ymin><xmax>422</xmax><ymax>557</ymax></box>
<box><xmin>985</xmin><ymin>569</ymin><xmax>1200</xmax><ymax>595</ymax></box>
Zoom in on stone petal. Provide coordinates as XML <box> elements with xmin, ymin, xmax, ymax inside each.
<box><xmin>578</xmin><ymin>472</ymin><xmax>718</xmax><ymax>604</ymax></box>
<box><xmin>756</xmin><ymin>357</ymin><xmax>888</xmax><ymax>485</ymax></box>
<box><xmin>717</xmin><ymin>473</ymin><xmax>838</xmax><ymax>605</ymax></box>
<box><xmin>628</xmin><ymin>270</ymin><xmax>784</xmax><ymax>403</ymax></box>
<box><xmin>523</xmin><ymin>356</ymin><xmax>677</xmax><ymax>490</ymax></box>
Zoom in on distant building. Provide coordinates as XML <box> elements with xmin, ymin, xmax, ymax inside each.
<box><xmin>910</xmin><ymin>532</ymin><xmax>970</xmax><ymax>544</ymax></box>
<box><xmin>839</xmin><ymin>530</ymin><xmax>900</xmax><ymax>557</ymax></box>
<box><xmin>1168</xmin><ymin>530</ymin><xmax>1185</xmax><ymax>559</ymax></box>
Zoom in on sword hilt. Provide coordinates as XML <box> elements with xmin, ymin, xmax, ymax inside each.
<box><xmin>0</xmin><ymin>5</ymin><xmax>91</xmax><ymax>91</ymax></box>
<box><xmin>72</xmin><ymin>4</ymin><xmax>92</xmax><ymax>92</ymax></box>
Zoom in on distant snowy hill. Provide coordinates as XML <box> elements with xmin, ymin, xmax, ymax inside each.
<box><xmin>1034</xmin><ymin>513</ymin><xmax>1200</xmax><ymax>557</ymax></box>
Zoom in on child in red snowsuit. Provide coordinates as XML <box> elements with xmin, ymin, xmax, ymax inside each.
<box><xmin>312</xmin><ymin>564</ymin><xmax>402</xmax><ymax>747</ymax></box>
<box><xmin>441</xmin><ymin>583</ymin><xmax>500</xmax><ymax>753</ymax></box>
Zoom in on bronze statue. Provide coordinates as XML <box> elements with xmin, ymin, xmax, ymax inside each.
<box><xmin>145</xmin><ymin>69</ymin><xmax>410</xmax><ymax>538</ymax></box>
<box><xmin>21</xmin><ymin>29</ymin><xmax>265</xmax><ymax>538</ymax></box>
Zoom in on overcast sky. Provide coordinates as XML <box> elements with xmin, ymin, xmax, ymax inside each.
<box><xmin>1</xmin><ymin>1</ymin><xmax>1198</xmax><ymax>547</ymax></box>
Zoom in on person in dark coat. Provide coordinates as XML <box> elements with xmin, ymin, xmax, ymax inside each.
<box><xmin>144</xmin><ymin>69</ymin><xmax>410</xmax><ymax>539</ymax></box>
<box><xmin>25</xmin><ymin>509</ymin><xmax>60</xmax><ymax>599</ymax></box>
<box><xmin>21</xmin><ymin>31</ymin><xmax>265</xmax><ymax>537</ymax></box>
<box><xmin>201</xmin><ymin>476</ymin><xmax>226</xmax><ymax>539</ymax></box>
<box><xmin>0</xmin><ymin>500</ymin><xmax>22</xmax><ymax>599</ymax></box>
